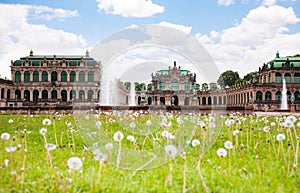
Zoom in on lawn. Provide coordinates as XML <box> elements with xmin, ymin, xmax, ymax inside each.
<box><xmin>0</xmin><ymin>111</ymin><xmax>299</xmax><ymax>192</ymax></box>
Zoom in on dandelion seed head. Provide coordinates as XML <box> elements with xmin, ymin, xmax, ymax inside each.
<box><xmin>67</xmin><ymin>157</ymin><xmax>83</xmax><ymax>171</ymax></box>
<box><xmin>217</xmin><ymin>148</ymin><xmax>227</xmax><ymax>158</ymax></box>
<box><xmin>105</xmin><ymin>142</ymin><xmax>113</xmax><ymax>150</ymax></box>
<box><xmin>8</xmin><ymin>119</ymin><xmax>13</xmax><ymax>124</ymax></box>
<box><xmin>42</xmin><ymin>118</ymin><xmax>51</xmax><ymax>126</ymax></box>
<box><xmin>233</xmin><ymin>130</ymin><xmax>239</xmax><ymax>136</ymax></box>
<box><xmin>276</xmin><ymin>134</ymin><xmax>285</xmax><ymax>141</ymax></box>
<box><xmin>164</xmin><ymin>145</ymin><xmax>178</xmax><ymax>158</ymax></box>
<box><xmin>224</xmin><ymin>141</ymin><xmax>233</xmax><ymax>149</ymax></box>
<box><xmin>113</xmin><ymin>131</ymin><xmax>124</xmax><ymax>142</ymax></box>
<box><xmin>1</xmin><ymin>133</ymin><xmax>10</xmax><ymax>140</ymax></box>
<box><xmin>191</xmin><ymin>139</ymin><xmax>200</xmax><ymax>147</ymax></box>
<box><xmin>126</xmin><ymin>135</ymin><xmax>135</xmax><ymax>142</ymax></box>
<box><xmin>45</xmin><ymin>143</ymin><xmax>57</xmax><ymax>151</ymax></box>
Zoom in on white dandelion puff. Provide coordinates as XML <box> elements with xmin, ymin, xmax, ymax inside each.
<box><xmin>8</xmin><ymin>119</ymin><xmax>13</xmax><ymax>124</ymax></box>
<box><xmin>217</xmin><ymin>148</ymin><xmax>227</xmax><ymax>158</ymax></box>
<box><xmin>42</xmin><ymin>118</ymin><xmax>51</xmax><ymax>126</ymax></box>
<box><xmin>126</xmin><ymin>135</ymin><xmax>135</xmax><ymax>142</ymax></box>
<box><xmin>39</xmin><ymin>128</ymin><xmax>47</xmax><ymax>135</ymax></box>
<box><xmin>224</xmin><ymin>141</ymin><xmax>233</xmax><ymax>149</ymax></box>
<box><xmin>1</xmin><ymin>133</ymin><xmax>10</xmax><ymax>140</ymax></box>
<box><xmin>67</xmin><ymin>157</ymin><xmax>83</xmax><ymax>171</ymax></box>
<box><xmin>105</xmin><ymin>142</ymin><xmax>113</xmax><ymax>150</ymax></box>
<box><xmin>191</xmin><ymin>139</ymin><xmax>200</xmax><ymax>147</ymax></box>
<box><xmin>45</xmin><ymin>143</ymin><xmax>57</xmax><ymax>151</ymax></box>
<box><xmin>276</xmin><ymin>134</ymin><xmax>285</xmax><ymax>141</ymax></box>
<box><xmin>113</xmin><ymin>131</ymin><xmax>124</xmax><ymax>142</ymax></box>
<box><xmin>164</xmin><ymin>145</ymin><xmax>178</xmax><ymax>158</ymax></box>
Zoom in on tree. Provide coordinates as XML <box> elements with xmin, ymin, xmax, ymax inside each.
<box><xmin>217</xmin><ymin>70</ymin><xmax>240</xmax><ymax>88</ymax></box>
<box><xmin>209</xmin><ymin>82</ymin><xmax>218</xmax><ymax>91</ymax></box>
<box><xmin>243</xmin><ymin>72</ymin><xmax>257</xmax><ymax>82</ymax></box>
<box><xmin>147</xmin><ymin>83</ymin><xmax>152</xmax><ymax>91</ymax></box>
<box><xmin>201</xmin><ymin>83</ymin><xmax>209</xmax><ymax>91</ymax></box>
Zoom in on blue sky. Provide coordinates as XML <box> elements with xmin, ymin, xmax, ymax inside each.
<box><xmin>0</xmin><ymin>0</ymin><xmax>300</xmax><ymax>80</ymax></box>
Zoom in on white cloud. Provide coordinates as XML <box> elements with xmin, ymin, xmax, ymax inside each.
<box><xmin>218</xmin><ymin>0</ymin><xmax>235</xmax><ymax>6</ymax></box>
<box><xmin>29</xmin><ymin>5</ymin><xmax>79</xmax><ymax>20</ymax></box>
<box><xmin>157</xmin><ymin>22</ymin><xmax>192</xmax><ymax>34</ymax></box>
<box><xmin>0</xmin><ymin>4</ymin><xmax>86</xmax><ymax>79</ymax></box>
<box><xmin>262</xmin><ymin>0</ymin><xmax>277</xmax><ymax>6</ymax></box>
<box><xmin>195</xmin><ymin>5</ymin><xmax>300</xmax><ymax>77</ymax></box>
<box><xmin>96</xmin><ymin>0</ymin><xmax>164</xmax><ymax>17</ymax></box>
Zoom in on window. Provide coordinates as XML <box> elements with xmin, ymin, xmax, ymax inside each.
<box><xmin>15</xmin><ymin>71</ymin><xmax>21</xmax><ymax>82</ymax></box>
<box><xmin>171</xmin><ymin>79</ymin><xmax>179</xmax><ymax>91</ymax></box>
<box><xmin>42</xmin><ymin>71</ymin><xmax>48</xmax><ymax>82</ymax></box>
<box><xmin>159</xmin><ymin>80</ymin><xmax>165</xmax><ymax>91</ymax></box>
<box><xmin>79</xmin><ymin>71</ymin><xmax>85</xmax><ymax>82</ymax></box>
<box><xmin>256</xmin><ymin>91</ymin><xmax>262</xmax><ymax>101</ymax></box>
<box><xmin>275</xmin><ymin>73</ymin><xmax>282</xmax><ymax>83</ymax></box>
<box><xmin>15</xmin><ymin>90</ymin><xmax>21</xmax><ymax>99</ymax></box>
<box><xmin>51</xmin><ymin>71</ymin><xmax>57</xmax><ymax>82</ymax></box>
<box><xmin>24</xmin><ymin>71</ymin><xmax>30</xmax><ymax>82</ymax></box>
<box><xmin>24</xmin><ymin>90</ymin><xmax>30</xmax><ymax>101</ymax></box>
<box><xmin>33</xmin><ymin>71</ymin><xmax>39</xmax><ymax>82</ymax></box>
<box><xmin>88</xmin><ymin>71</ymin><xmax>94</xmax><ymax>82</ymax></box>
<box><xmin>42</xmin><ymin>90</ymin><xmax>48</xmax><ymax>99</ymax></box>
<box><xmin>184</xmin><ymin>81</ymin><xmax>190</xmax><ymax>91</ymax></box>
<box><xmin>51</xmin><ymin>90</ymin><xmax>57</xmax><ymax>99</ymax></box>
<box><xmin>70</xmin><ymin>90</ymin><xmax>76</xmax><ymax>100</ymax></box>
<box><xmin>79</xmin><ymin>90</ymin><xmax>85</xmax><ymax>101</ymax></box>
<box><xmin>61</xmin><ymin>71</ymin><xmax>67</xmax><ymax>82</ymax></box>
<box><xmin>61</xmin><ymin>90</ymin><xmax>67</xmax><ymax>102</ymax></box>
<box><xmin>284</xmin><ymin>73</ymin><xmax>291</xmax><ymax>83</ymax></box>
<box><xmin>265</xmin><ymin>91</ymin><xmax>272</xmax><ymax>100</ymax></box>
<box><xmin>294</xmin><ymin>73</ymin><xmax>300</xmax><ymax>83</ymax></box>
<box><xmin>275</xmin><ymin>91</ymin><xmax>281</xmax><ymax>101</ymax></box>
<box><xmin>88</xmin><ymin>90</ymin><xmax>94</xmax><ymax>101</ymax></box>
<box><xmin>33</xmin><ymin>90</ymin><xmax>39</xmax><ymax>102</ymax></box>
<box><xmin>70</xmin><ymin>71</ymin><xmax>76</xmax><ymax>82</ymax></box>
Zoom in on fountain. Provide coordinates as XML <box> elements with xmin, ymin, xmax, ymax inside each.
<box><xmin>130</xmin><ymin>82</ymin><xmax>136</xmax><ymax>106</ymax></box>
<box><xmin>280</xmin><ymin>79</ymin><xmax>288</xmax><ymax>110</ymax></box>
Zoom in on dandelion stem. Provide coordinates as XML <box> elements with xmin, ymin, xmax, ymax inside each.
<box><xmin>132</xmin><ymin>155</ymin><xmax>157</xmax><ymax>176</ymax></box>
<box><xmin>183</xmin><ymin>154</ymin><xmax>187</xmax><ymax>193</ymax></box>
<box><xmin>117</xmin><ymin>141</ymin><xmax>122</xmax><ymax>169</ymax></box>
<box><xmin>197</xmin><ymin>156</ymin><xmax>209</xmax><ymax>193</ymax></box>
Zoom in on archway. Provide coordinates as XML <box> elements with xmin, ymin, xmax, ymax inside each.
<box><xmin>171</xmin><ymin>96</ymin><xmax>178</xmax><ymax>106</ymax></box>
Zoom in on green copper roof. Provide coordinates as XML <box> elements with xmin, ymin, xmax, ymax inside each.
<box><xmin>267</xmin><ymin>53</ymin><xmax>300</xmax><ymax>68</ymax></box>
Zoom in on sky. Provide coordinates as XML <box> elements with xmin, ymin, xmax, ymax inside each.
<box><xmin>0</xmin><ymin>0</ymin><xmax>300</xmax><ymax>82</ymax></box>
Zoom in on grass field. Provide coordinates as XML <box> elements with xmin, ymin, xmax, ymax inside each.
<box><xmin>0</xmin><ymin>111</ymin><xmax>299</xmax><ymax>192</ymax></box>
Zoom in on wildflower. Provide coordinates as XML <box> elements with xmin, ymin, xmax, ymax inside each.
<box><xmin>93</xmin><ymin>149</ymin><xmax>107</xmax><ymax>162</ymax></box>
<box><xmin>217</xmin><ymin>148</ymin><xmax>227</xmax><ymax>158</ymax></box>
<box><xmin>161</xmin><ymin>130</ymin><xmax>170</xmax><ymax>138</ymax></box>
<box><xmin>8</xmin><ymin>119</ymin><xmax>13</xmax><ymax>124</ymax></box>
<box><xmin>270</xmin><ymin>122</ymin><xmax>276</xmax><ymax>127</ymax></box>
<box><xmin>286</xmin><ymin>115</ymin><xmax>297</xmax><ymax>124</ymax></box>
<box><xmin>146</xmin><ymin>120</ymin><xmax>152</xmax><ymax>126</ymax></box>
<box><xmin>105</xmin><ymin>142</ymin><xmax>113</xmax><ymax>150</ymax></box>
<box><xmin>129</xmin><ymin>122</ymin><xmax>136</xmax><ymax>128</ymax></box>
<box><xmin>1</xmin><ymin>133</ymin><xmax>10</xmax><ymax>140</ymax></box>
<box><xmin>126</xmin><ymin>135</ymin><xmax>135</xmax><ymax>142</ymax></box>
<box><xmin>283</xmin><ymin>119</ymin><xmax>294</xmax><ymax>128</ymax></box>
<box><xmin>95</xmin><ymin>121</ymin><xmax>102</xmax><ymax>128</ymax></box>
<box><xmin>297</xmin><ymin>122</ymin><xmax>300</xmax><ymax>128</ymax></box>
<box><xmin>263</xmin><ymin>126</ymin><xmax>270</xmax><ymax>132</ymax></box>
<box><xmin>191</xmin><ymin>139</ymin><xmax>200</xmax><ymax>147</ymax></box>
<box><xmin>67</xmin><ymin>157</ymin><xmax>83</xmax><ymax>171</ymax></box>
<box><xmin>39</xmin><ymin>128</ymin><xmax>47</xmax><ymax>135</ymax></box>
<box><xmin>164</xmin><ymin>145</ymin><xmax>178</xmax><ymax>158</ymax></box>
<box><xmin>224</xmin><ymin>141</ymin><xmax>233</xmax><ymax>149</ymax></box>
<box><xmin>17</xmin><ymin>144</ymin><xmax>22</xmax><ymax>150</ymax></box>
<box><xmin>45</xmin><ymin>143</ymin><xmax>57</xmax><ymax>151</ymax></box>
<box><xmin>276</xmin><ymin>134</ymin><xmax>285</xmax><ymax>141</ymax></box>
<box><xmin>4</xmin><ymin>159</ymin><xmax>9</xmax><ymax>167</ymax></box>
<box><xmin>42</xmin><ymin>118</ymin><xmax>51</xmax><ymax>126</ymax></box>
<box><xmin>6</xmin><ymin>146</ymin><xmax>17</xmax><ymax>153</ymax></box>
<box><xmin>113</xmin><ymin>131</ymin><xmax>124</xmax><ymax>142</ymax></box>
<box><xmin>233</xmin><ymin>130</ymin><xmax>239</xmax><ymax>136</ymax></box>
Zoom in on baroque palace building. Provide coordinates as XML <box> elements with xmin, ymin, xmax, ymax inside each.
<box><xmin>0</xmin><ymin>51</ymin><xmax>300</xmax><ymax>111</ymax></box>
<box><xmin>1</xmin><ymin>50</ymin><xmax>102</xmax><ymax>107</ymax></box>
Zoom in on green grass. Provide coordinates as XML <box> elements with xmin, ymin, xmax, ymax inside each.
<box><xmin>0</xmin><ymin>112</ymin><xmax>299</xmax><ymax>193</ymax></box>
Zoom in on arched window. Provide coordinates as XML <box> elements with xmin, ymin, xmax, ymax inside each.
<box><xmin>223</xmin><ymin>96</ymin><xmax>226</xmax><ymax>105</ymax></box>
<box><xmin>275</xmin><ymin>91</ymin><xmax>281</xmax><ymax>101</ymax></box>
<box><xmin>126</xmin><ymin>96</ymin><xmax>129</xmax><ymax>105</ymax></box>
<box><xmin>51</xmin><ymin>71</ymin><xmax>57</xmax><ymax>82</ymax></box>
<box><xmin>218</xmin><ymin>96</ymin><xmax>222</xmax><ymax>105</ymax></box>
<box><xmin>159</xmin><ymin>80</ymin><xmax>165</xmax><ymax>91</ymax></box>
<box><xmin>15</xmin><ymin>90</ymin><xmax>21</xmax><ymax>100</ymax></box>
<box><xmin>171</xmin><ymin>79</ymin><xmax>179</xmax><ymax>91</ymax></box>
<box><xmin>275</xmin><ymin>73</ymin><xmax>282</xmax><ymax>83</ymax></box>
<box><xmin>88</xmin><ymin>71</ymin><xmax>94</xmax><ymax>82</ymax></box>
<box><xmin>7</xmin><ymin>89</ymin><xmax>10</xmax><ymax>99</ymax></box>
<box><xmin>184</xmin><ymin>81</ymin><xmax>190</xmax><ymax>91</ymax></box>
<box><xmin>15</xmin><ymin>71</ymin><xmax>21</xmax><ymax>82</ymax></box>
<box><xmin>61</xmin><ymin>71</ymin><xmax>67</xmax><ymax>82</ymax></box>
<box><xmin>159</xmin><ymin>97</ymin><xmax>165</xmax><ymax>105</ymax></box>
<box><xmin>213</xmin><ymin>96</ymin><xmax>217</xmax><ymax>105</ymax></box>
<box><xmin>1</xmin><ymin>88</ymin><xmax>4</xmax><ymax>99</ymax></box>
<box><xmin>79</xmin><ymin>90</ymin><xmax>85</xmax><ymax>101</ymax></box>
<box><xmin>284</xmin><ymin>73</ymin><xmax>291</xmax><ymax>83</ymax></box>
<box><xmin>42</xmin><ymin>90</ymin><xmax>48</xmax><ymax>99</ymax></box>
<box><xmin>24</xmin><ymin>71</ymin><xmax>30</xmax><ymax>82</ymax></box>
<box><xmin>202</xmin><ymin>97</ymin><xmax>206</xmax><ymax>105</ymax></box>
<box><xmin>287</xmin><ymin>91</ymin><xmax>291</xmax><ymax>100</ymax></box>
<box><xmin>88</xmin><ymin>90</ymin><xmax>94</xmax><ymax>101</ymax></box>
<box><xmin>265</xmin><ymin>91</ymin><xmax>272</xmax><ymax>100</ymax></box>
<box><xmin>51</xmin><ymin>90</ymin><xmax>57</xmax><ymax>99</ymax></box>
<box><xmin>33</xmin><ymin>90</ymin><xmax>39</xmax><ymax>102</ymax></box>
<box><xmin>256</xmin><ymin>91</ymin><xmax>262</xmax><ymax>101</ymax></box>
<box><xmin>208</xmin><ymin>97</ymin><xmax>212</xmax><ymax>105</ymax></box>
<box><xmin>294</xmin><ymin>73</ymin><xmax>300</xmax><ymax>83</ymax></box>
<box><xmin>79</xmin><ymin>71</ymin><xmax>85</xmax><ymax>82</ymax></box>
<box><xmin>70</xmin><ymin>71</ymin><xmax>76</xmax><ymax>82</ymax></box>
<box><xmin>184</xmin><ymin>97</ymin><xmax>189</xmax><ymax>106</ymax></box>
<box><xmin>70</xmin><ymin>90</ymin><xmax>76</xmax><ymax>100</ymax></box>
<box><xmin>61</xmin><ymin>90</ymin><xmax>67</xmax><ymax>102</ymax></box>
<box><xmin>42</xmin><ymin>71</ymin><xmax>48</xmax><ymax>82</ymax></box>
<box><xmin>33</xmin><ymin>71</ymin><xmax>39</xmax><ymax>82</ymax></box>
<box><xmin>294</xmin><ymin>91</ymin><xmax>300</xmax><ymax>101</ymax></box>
<box><xmin>24</xmin><ymin>90</ymin><xmax>30</xmax><ymax>101</ymax></box>
<box><xmin>148</xmin><ymin>97</ymin><xmax>152</xmax><ymax>105</ymax></box>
